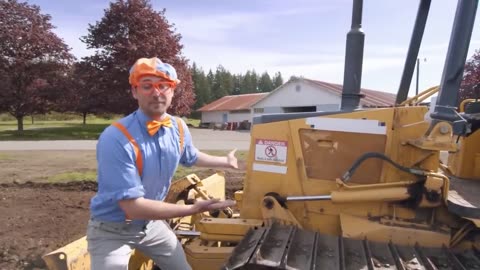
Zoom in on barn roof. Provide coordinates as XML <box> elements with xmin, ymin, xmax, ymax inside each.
<box><xmin>198</xmin><ymin>78</ymin><xmax>397</xmax><ymax>112</ymax></box>
<box><xmin>197</xmin><ymin>93</ymin><xmax>269</xmax><ymax>112</ymax></box>
<box><xmin>302</xmin><ymin>79</ymin><xmax>396</xmax><ymax>107</ymax></box>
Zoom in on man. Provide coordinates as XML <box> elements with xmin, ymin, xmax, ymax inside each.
<box><xmin>87</xmin><ymin>57</ymin><xmax>238</xmax><ymax>270</ymax></box>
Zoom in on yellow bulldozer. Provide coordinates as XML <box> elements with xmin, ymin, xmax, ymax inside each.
<box><xmin>43</xmin><ymin>0</ymin><xmax>480</xmax><ymax>269</ymax></box>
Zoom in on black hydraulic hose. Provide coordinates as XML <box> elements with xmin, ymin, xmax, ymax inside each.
<box><xmin>341</xmin><ymin>152</ymin><xmax>425</xmax><ymax>182</ymax></box>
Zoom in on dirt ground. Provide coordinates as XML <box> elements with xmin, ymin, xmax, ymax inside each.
<box><xmin>0</xmin><ymin>151</ymin><xmax>245</xmax><ymax>270</ymax></box>
<box><xmin>0</xmin><ymin>151</ymin><xmax>97</xmax><ymax>184</ymax></box>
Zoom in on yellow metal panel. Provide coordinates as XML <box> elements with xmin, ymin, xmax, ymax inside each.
<box><xmin>448</xmin><ymin>129</ymin><xmax>480</xmax><ymax>179</ymax></box>
<box><xmin>340</xmin><ymin>214</ymin><xmax>450</xmax><ymax>247</ymax></box>
<box><xmin>185</xmin><ymin>239</ymin><xmax>233</xmax><ymax>270</ymax></box>
<box><xmin>299</xmin><ymin>212</ymin><xmax>341</xmax><ymax>236</ymax></box>
<box><xmin>387</xmin><ymin>107</ymin><xmax>438</xmax><ymax>180</ymax></box>
<box><xmin>43</xmin><ymin>236</ymin><xmax>89</xmax><ymax>270</ymax></box>
<box><xmin>240</xmin><ymin>107</ymin><xmax>435</xmax><ymax>232</ymax></box>
<box><xmin>299</xmin><ymin>129</ymin><xmax>386</xmax><ymax>184</ymax></box>
<box><xmin>331</xmin><ymin>187</ymin><xmax>410</xmax><ymax>203</ymax></box>
<box><xmin>197</xmin><ymin>172</ymin><xmax>226</xmax><ymax>200</ymax></box>
<box><xmin>234</xmin><ymin>191</ymin><xmax>243</xmax><ymax>212</ymax></box>
<box><xmin>196</xmin><ymin>218</ymin><xmax>262</xmax><ymax>235</ymax></box>
<box><xmin>261</xmin><ymin>196</ymin><xmax>302</xmax><ymax>228</ymax></box>
<box><xmin>42</xmin><ymin>236</ymin><xmax>153</xmax><ymax>270</ymax></box>
<box><xmin>199</xmin><ymin>233</ymin><xmax>244</xmax><ymax>242</ymax></box>
<box><xmin>241</xmin><ymin>120</ymin><xmax>294</xmax><ymax>219</ymax></box>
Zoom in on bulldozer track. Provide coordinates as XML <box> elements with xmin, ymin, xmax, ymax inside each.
<box><xmin>224</xmin><ymin>222</ymin><xmax>480</xmax><ymax>270</ymax></box>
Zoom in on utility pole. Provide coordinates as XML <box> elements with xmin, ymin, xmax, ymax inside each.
<box><xmin>416</xmin><ymin>57</ymin><xmax>426</xmax><ymax>95</ymax></box>
<box><xmin>416</xmin><ymin>58</ymin><xmax>420</xmax><ymax>95</ymax></box>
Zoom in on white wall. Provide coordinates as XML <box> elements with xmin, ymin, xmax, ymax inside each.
<box><xmin>201</xmin><ymin>110</ymin><xmax>251</xmax><ymax>123</ymax></box>
<box><xmin>263</xmin><ymin>107</ymin><xmax>283</xmax><ymax>113</ymax></box>
<box><xmin>317</xmin><ymin>104</ymin><xmax>340</xmax><ymax>111</ymax></box>
<box><xmin>252</xmin><ymin>107</ymin><xmax>282</xmax><ymax>119</ymax></box>
<box><xmin>201</xmin><ymin>111</ymin><xmax>224</xmax><ymax>123</ymax></box>
<box><xmin>228</xmin><ymin>112</ymin><xmax>251</xmax><ymax>122</ymax></box>
<box><xmin>253</xmin><ymin>80</ymin><xmax>341</xmax><ymax>109</ymax></box>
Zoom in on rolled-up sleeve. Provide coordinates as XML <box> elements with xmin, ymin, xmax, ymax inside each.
<box><xmin>96</xmin><ymin>127</ymin><xmax>145</xmax><ymax>201</ymax></box>
<box><xmin>179</xmin><ymin>120</ymin><xmax>198</xmax><ymax>167</ymax></box>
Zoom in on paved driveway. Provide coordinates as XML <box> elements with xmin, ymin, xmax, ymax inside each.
<box><xmin>0</xmin><ymin>129</ymin><xmax>251</xmax><ymax>151</ymax></box>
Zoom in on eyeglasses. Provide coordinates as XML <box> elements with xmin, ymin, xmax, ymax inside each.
<box><xmin>137</xmin><ymin>81</ymin><xmax>175</xmax><ymax>95</ymax></box>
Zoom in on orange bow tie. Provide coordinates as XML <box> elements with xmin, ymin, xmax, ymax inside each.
<box><xmin>146</xmin><ymin>117</ymin><xmax>172</xmax><ymax>136</ymax></box>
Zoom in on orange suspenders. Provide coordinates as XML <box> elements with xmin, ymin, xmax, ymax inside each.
<box><xmin>112</xmin><ymin>117</ymin><xmax>185</xmax><ymax>177</ymax></box>
<box><xmin>176</xmin><ymin>117</ymin><xmax>184</xmax><ymax>153</ymax></box>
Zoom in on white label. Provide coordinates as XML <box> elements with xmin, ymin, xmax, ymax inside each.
<box><xmin>253</xmin><ymin>163</ymin><xmax>288</xmax><ymax>174</ymax></box>
<box><xmin>255</xmin><ymin>139</ymin><xmax>288</xmax><ymax>163</ymax></box>
<box><xmin>306</xmin><ymin>117</ymin><xmax>387</xmax><ymax>135</ymax></box>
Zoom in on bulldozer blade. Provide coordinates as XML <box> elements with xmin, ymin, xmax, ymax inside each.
<box><xmin>42</xmin><ymin>236</ymin><xmax>89</xmax><ymax>270</ymax></box>
<box><xmin>42</xmin><ymin>236</ymin><xmax>154</xmax><ymax>270</ymax></box>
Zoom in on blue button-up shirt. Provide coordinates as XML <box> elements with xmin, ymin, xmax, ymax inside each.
<box><xmin>90</xmin><ymin>109</ymin><xmax>198</xmax><ymax>222</ymax></box>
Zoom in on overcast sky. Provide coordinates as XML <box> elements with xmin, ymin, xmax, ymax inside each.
<box><xmin>27</xmin><ymin>0</ymin><xmax>480</xmax><ymax>95</ymax></box>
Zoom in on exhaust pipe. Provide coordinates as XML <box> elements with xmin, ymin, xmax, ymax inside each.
<box><xmin>341</xmin><ymin>0</ymin><xmax>365</xmax><ymax>111</ymax></box>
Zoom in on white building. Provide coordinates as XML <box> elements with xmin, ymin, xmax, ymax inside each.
<box><xmin>198</xmin><ymin>78</ymin><xmax>396</xmax><ymax>127</ymax></box>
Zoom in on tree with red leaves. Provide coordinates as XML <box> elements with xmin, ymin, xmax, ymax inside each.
<box><xmin>58</xmin><ymin>58</ymin><xmax>107</xmax><ymax>125</ymax></box>
<box><xmin>82</xmin><ymin>0</ymin><xmax>194</xmax><ymax>116</ymax></box>
<box><xmin>460</xmin><ymin>49</ymin><xmax>480</xmax><ymax>103</ymax></box>
<box><xmin>0</xmin><ymin>0</ymin><xmax>73</xmax><ymax>131</ymax></box>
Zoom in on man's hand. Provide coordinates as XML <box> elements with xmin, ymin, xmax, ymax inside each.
<box><xmin>227</xmin><ymin>149</ymin><xmax>246</xmax><ymax>170</ymax></box>
<box><xmin>192</xmin><ymin>199</ymin><xmax>236</xmax><ymax>213</ymax></box>
<box><xmin>195</xmin><ymin>149</ymin><xmax>246</xmax><ymax>170</ymax></box>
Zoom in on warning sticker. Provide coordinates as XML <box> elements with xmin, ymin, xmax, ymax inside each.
<box><xmin>255</xmin><ymin>139</ymin><xmax>288</xmax><ymax>163</ymax></box>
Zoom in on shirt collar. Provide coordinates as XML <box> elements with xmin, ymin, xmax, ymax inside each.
<box><xmin>135</xmin><ymin>108</ymin><xmax>171</xmax><ymax>133</ymax></box>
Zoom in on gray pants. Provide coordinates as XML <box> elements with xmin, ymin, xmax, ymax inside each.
<box><xmin>87</xmin><ymin>219</ymin><xmax>191</xmax><ymax>270</ymax></box>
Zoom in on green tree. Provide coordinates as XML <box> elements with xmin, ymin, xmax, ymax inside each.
<box><xmin>206</xmin><ymin>70</ymin><xmax>215</xmax><ymax>101</ymax></box>
<box><xmin>258</xmin><ymin>72</ymin><xmax>274</xmax><ymax>92</ymax></box>
<box><xmin>273</xmin><ymin>71</ymin><xmax>284</xmax><ymax>88</ymax></box>
<box><xmin>241</xmin><ymin>70</ymin><xmax>259</xmax><ymax>93</ymax></box>
<box><xmin>211</xmin><ymin>65</ymin><xmax>234</xmax><ymax>99</ymax></box>
<box><xmin>232</xmin><ymin>74</ymin><xmax>243</xmax><ymax>95</ymax></box>
<box><xmin>191</xmin><ymin>62</ymin><xmax>210</xmax><ymax>109</ymax></box>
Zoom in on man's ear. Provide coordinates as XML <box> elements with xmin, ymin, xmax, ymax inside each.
<box><xmin>171</xmin><ymin>85</ymin><xmax>178</xmax><ymax>95</ymax></box>
<box><xmin>131</xmin><ymin>86</ymin><xmax>138</xmax><ymax>100</ymax></box>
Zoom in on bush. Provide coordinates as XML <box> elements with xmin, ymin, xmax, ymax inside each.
<box><xmin>0</xmin><ymin>113</ymin><xmax>15</xmax><ymax>121</ymax></box>
<box><xmin>95</xmin><ymin>113</ymin><xmax>122</xmax><ymax>120</ymax></box>
<box><xmin>188</xmin><ymin>111</ymin><xmax>202</xmax><ymax>119</ymax></box>
<box><xmin>0</xmin><ymin>112</ymin><xmax>122</xmax><ymax>122</ymax></box>
<box><xmin>35</xmin><ymin>112</ymin><xmax>80</xmax><ymax>121</ymax></box>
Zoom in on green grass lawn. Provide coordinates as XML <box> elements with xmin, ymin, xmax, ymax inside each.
<box><xmin>0</xmin><ymin>113</ymin><xmax>116</xmax><ymax>140</ymax></box>
<box><xmin>185</xmin><ymin>118</ymin><xmax>200</xmax><ymax>127</ymax></box>
<box><xmin>48</xmin><ymin>171</ymin><xmax>98</xmax><ymax>182</ymax></box>
<box><xmin>0</xmin><ymin>122</ymin><xmax>112</xmax><ymax>140</ymax></box>
<box><xmin>0</xmin><ymin>114</ymin><xmax>201</xmax><ymax>140</ymax></box>
<box><xmin>0</xmin><ymin>152</ymin><xmax>13</xmax><ymax>160</ymax></box>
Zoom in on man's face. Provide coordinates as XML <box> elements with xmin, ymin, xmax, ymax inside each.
<box><xmin>131</xmin><ymin>75</ymin><xmax>175</xmax><ymax>118</ymax></box>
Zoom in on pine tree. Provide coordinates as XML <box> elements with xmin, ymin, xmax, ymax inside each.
<box><xmin>258</xmin><ymin>72</ymin><xmax>274</xmax><ymax>92</ymax></box>
<box><xmin>273</xmin><ymin>71</ymin><xmax>284</xmax><ymax>88</ymax></box>
<box><xmin>191</xmin><ymin>62</ymin><xmax>210</xmax><ymax>109</ymax></box>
